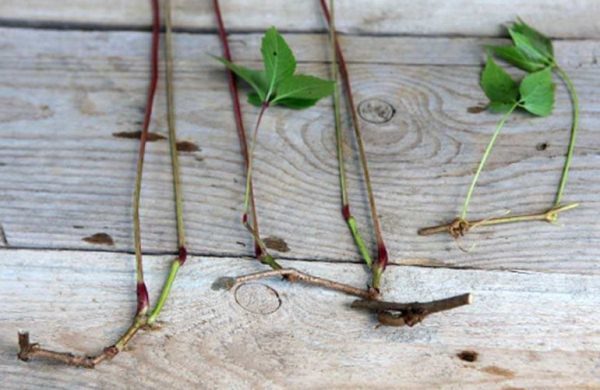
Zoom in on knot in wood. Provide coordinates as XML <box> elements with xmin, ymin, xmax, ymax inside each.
<box><xmin>234</xmin><ymin>283</ymin><xmax>282</xmax><ymax>315</ymax></box>
<box><xmin>358</xmin><ymin>98</ymin><xmax>396</xmax><ymax>124</ymax></box>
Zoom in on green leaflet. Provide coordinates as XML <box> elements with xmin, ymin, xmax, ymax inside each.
<box><xmin>261</xmin><ymin>26</ymin><xmax>296</xmax><ymax>98</ymax></box>
<box><xmin>518</xmin><ymin>68</ymin><xmax>555</xmax><ymax>117</ymax></box>
<box><xmin>272</xmin><ymin>74</ymin><xmax>335</xmax><ymax>103</ymax></box>
<box><xmin>213</xmin><ymin>56</ymin><xmax>268</xmax><ymax>101</ymax></box>
<box><xmin>490</xmin><ymin>20</ymin><xmax>554</xmax><ymax>71</ymax></box>
<box><xmin>214</xmin><ymin>27</ymin><xmax>333</xmax><ymax>110</ymax></box>
<box><xmin>511</xmin><ymin>20</ymin><xmax>553</xmax><ymax>59</ymax></box>
<box><xmin>480</xmin><ymin>56</ymin><xmax>519</xmax><ymax>105</ymax></box>
<box><xmin>488</xmin><ymin>45</ymin><xmax>546</xmax><ymax>73</ymax></box>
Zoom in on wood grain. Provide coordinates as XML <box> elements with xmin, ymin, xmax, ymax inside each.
<box><xmin>1</xmin><ymin>0</ymin><xmax>600</xmax><ymax>38</ymax></box>
<box><xmin>2</xmin><ymin>249</ymin><xmax>599</xmax><ymax>389</ymax></box>
<box><xmin>1</xmin><ymin>28</ymin><xmax>599</xmax><ymax>274</ymax></box>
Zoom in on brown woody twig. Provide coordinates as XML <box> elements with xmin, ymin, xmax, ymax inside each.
<box><xmin>214</xmin><ymin>268</ymin><xmax>379</xmax><ymax>300</ymax></box>
<box><xmin>418</xmin><ymin>203</ymin><xmax>579</xmax><ymax>238</ymax></box>
<box><xmin>351</xmin><ymin>293</ymin><xmax>472</xmax><ymax>327</ymax></box>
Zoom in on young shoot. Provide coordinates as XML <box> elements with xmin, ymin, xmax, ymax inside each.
<box><xmin>213</xmin><ymin>27</ymin><xmax>334</xmax><ymax>269</ymax></box>
<box><xmin>420</xmin><ymin>21</ymin><xmax>580</xmax><ymax>238</ymax></box>
<box><xmin>489</xmin><ymin>19</ymin><xmax>580</xmax><ymax>209</ymax></box>
<box><xmin>320</xmin><ymin>0</ymin><xmax>470</xmax><ymax>324</ymax></box>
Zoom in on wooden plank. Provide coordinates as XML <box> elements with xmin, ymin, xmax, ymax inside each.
<box><xmin>1</xmin><ymin>28</ymin><xmax>599</xmax><ymax>274</ymax></box>
<box><xmin>1</xmin><ymin>249</ymin><xmax>599</xmax><ymax>389</ymax></box>
<box><xmin>1</xmin><ymin>0</ymin><xmax>600</xmax><ymax>38</ymax></box>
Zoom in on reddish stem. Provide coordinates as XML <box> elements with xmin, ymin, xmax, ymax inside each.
<box><xmin>17</xmin><ymin>0</ymin><xmax>161</xmax><ymax>367</ymax></box>
<box><xmin>213</xmin><ymin>0</ymin><xmax>263</xmax><ymax>258</ymax></box>
<box><xmin>133</xmin><ymin>0</ymin><xmax>160</xmax><ymax>314</ymax></box>
<box><xmin>319</xmin><ymin>0</ymin><xmax>388</xmax><ymax>274</ymax></box>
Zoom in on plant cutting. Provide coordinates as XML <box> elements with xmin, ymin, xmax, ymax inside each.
<box><xmin>212</xmin><ymin>19</ymin><xmax>377</xmax><ymax>297</ymax></box>
<box><xmin>214</xmin><ymin>0</ymin><xmax>471</xmax><ymax>326</ymax></box>
<box><xmin>419</xmin><ymin>20</ymin><xmax>579</xmax><ymax>238</ymax></box>
<box><xmin>319</xmin><ymin>0</ymin><xmax>471</xmax><ymax>324</ymax></box>
<box><xmin>213</xmin><ymin>26</ymin><xmax>337</xmax><ymax>273</ymax></box>
<box><xmin>18</xmin><ymin>0</ymin><xmax>189</xmax><ymax>367</ymax></box>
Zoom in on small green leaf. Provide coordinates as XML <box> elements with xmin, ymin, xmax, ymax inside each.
<box><xmin>488</xmin><ymin>45</ymin><xmax>546</xmax><ymax>72</ymax></box>
<box><xmin>213</xmin><ymin>56</ymin><xmax>268</xmax><ymax>101</ymax></box>
<box><xmin>518</xmin><ymin>68</ymin><xmax>555</xmax><ymax>116</ymax></box>
<box><xmin>511</xmin><ymin>20</ymin><xmax>553</xmax><ymax>59</ymax></box>
<box><xmin>480</xmin><ymin>56</ymin><xmax>519</xmax><ymax>105</ymax></box>
<box><xmin>272</xmin><ymin>74</ymin><xmax>334</xmax><ymax>104</ymax></box>
<box><xmin>261</xmin><ymin>27</ymin><xmax>296</xmax><ymax>98</ymax></box>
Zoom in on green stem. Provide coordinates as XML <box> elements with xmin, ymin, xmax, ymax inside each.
<box><xmin>327</xmin><ymin>0</ymin><xmax>372</xmax><ymax>268</ymax></box>
<box><xmin>461</xmin><ymin>102</ymin><xmax>518</xmax><ymax>220</ymax></box>
<box><xmin>147</xmin><ymin>0</ymin><xmax>186</xmax><ymax>324</ymax></box>
<box><xmin>241</xmin><ymin>103</ymin><xmax>282</xmax><ymax>270</ymax></box>
<box><xmin>147</xmin><ymin>261</ymin><xmax>180</xmax><ymax>324</ymax></box>
<box><xmin>553</xmin><ymin>65</ymin><xmax>580</xmax><ymax>207</ymax></box>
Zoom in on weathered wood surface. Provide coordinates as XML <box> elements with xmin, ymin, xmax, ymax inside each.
<box><xmin>1</xmin><ymin>1</ymin><xmax>600</xmax><ymax>387</ymax></box>
<box><xmin>1</xmin><ymin>28</ymin><xmax>599</xmax><ymax>274</ymax></box>
<box><xmin>1</xmin><ymin>0</ymin><xmax>600</xmax><ymax>38</ymax></box>
<box><xmin>2</xmin><ymin>250</ymin><xmax>600</xmax><ymax>388</ymax></box>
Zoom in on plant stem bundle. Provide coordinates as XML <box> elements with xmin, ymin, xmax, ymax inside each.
<box><xmin>18</xmin><ymin>0</ymin><xmax>189</xmax><ymax>367</ymax></box>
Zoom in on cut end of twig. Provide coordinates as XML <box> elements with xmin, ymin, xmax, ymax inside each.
<box><xmin>212</xmin><ymin>277</ymin><xmax>236</xmax><ymax>291</ymax></box>
<box><xmin>17</xmin><ymin>331</ymin><xmax>100</xmax><ymax>368</ymax></box>
<box><xmin>418</xmin><ymin>218</ymin><xmax>470</xmax><ymax>238</ymax></box>
<box><xmin>17</xmin><ymin>331</ymin><xmax>33</xmax><ymax>362</ymax></box>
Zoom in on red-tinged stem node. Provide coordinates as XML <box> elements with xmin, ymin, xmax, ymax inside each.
<box><xmin>342</xmin><ymin>204</ymin><xmax>351</xmax><ymax>221</ymax></box>
<box><xmin>136</xmin><ymin>282</ymin><xmax>149</xmax><ymax>315</ymax></box>
<box><xmin>377</xmin><ymin>243</ymin><xmax>388</xmax><ymax>271</ymax></box>
<box><xmin>178</xmin><ymin>246</ymin><xmax>187</xmax><ymax>265</ymax></box>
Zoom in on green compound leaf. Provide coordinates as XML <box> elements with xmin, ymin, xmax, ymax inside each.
<box><xmin>215</xmin><ymin>27</ymin><xmax>333</xmax><ymax>108</ymax></box>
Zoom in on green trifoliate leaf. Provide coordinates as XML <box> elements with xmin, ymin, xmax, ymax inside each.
<box><xmin>518</xmin><ymin>68</ymin><xmax>555</xmax><ymax>117</ymax></box>
<box><xmin>488</xmin><ymin>45</ymin><xmax>546</xmax><ymax>72</ymax></box>
<box><xmin>261</xmin><ymin>26</ymin><xmax>296</xmax><ymax>97</ymax></box>
<box><xmin>510</xmin><ymin>20</ymin><xmax>553</xmax><ymax>59</ymax></box>
<box><xmin>215</xmin><ymin>27</ymin><xmax>333</xmax><ymax>109</ymax></box>
<box><xmin>272</xmin><ymin>74</ymin><xmax>334</xmax><ymax>105</ymax></box>
<box><xmin>213</xmin><ymin>56</ymin><xmax>268</xmax><ymax>101</ymax></box>
<box><xmin>481</xmin><ymin>56</ymin><xmax>519</xmax><ymax>106</ymax></box>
